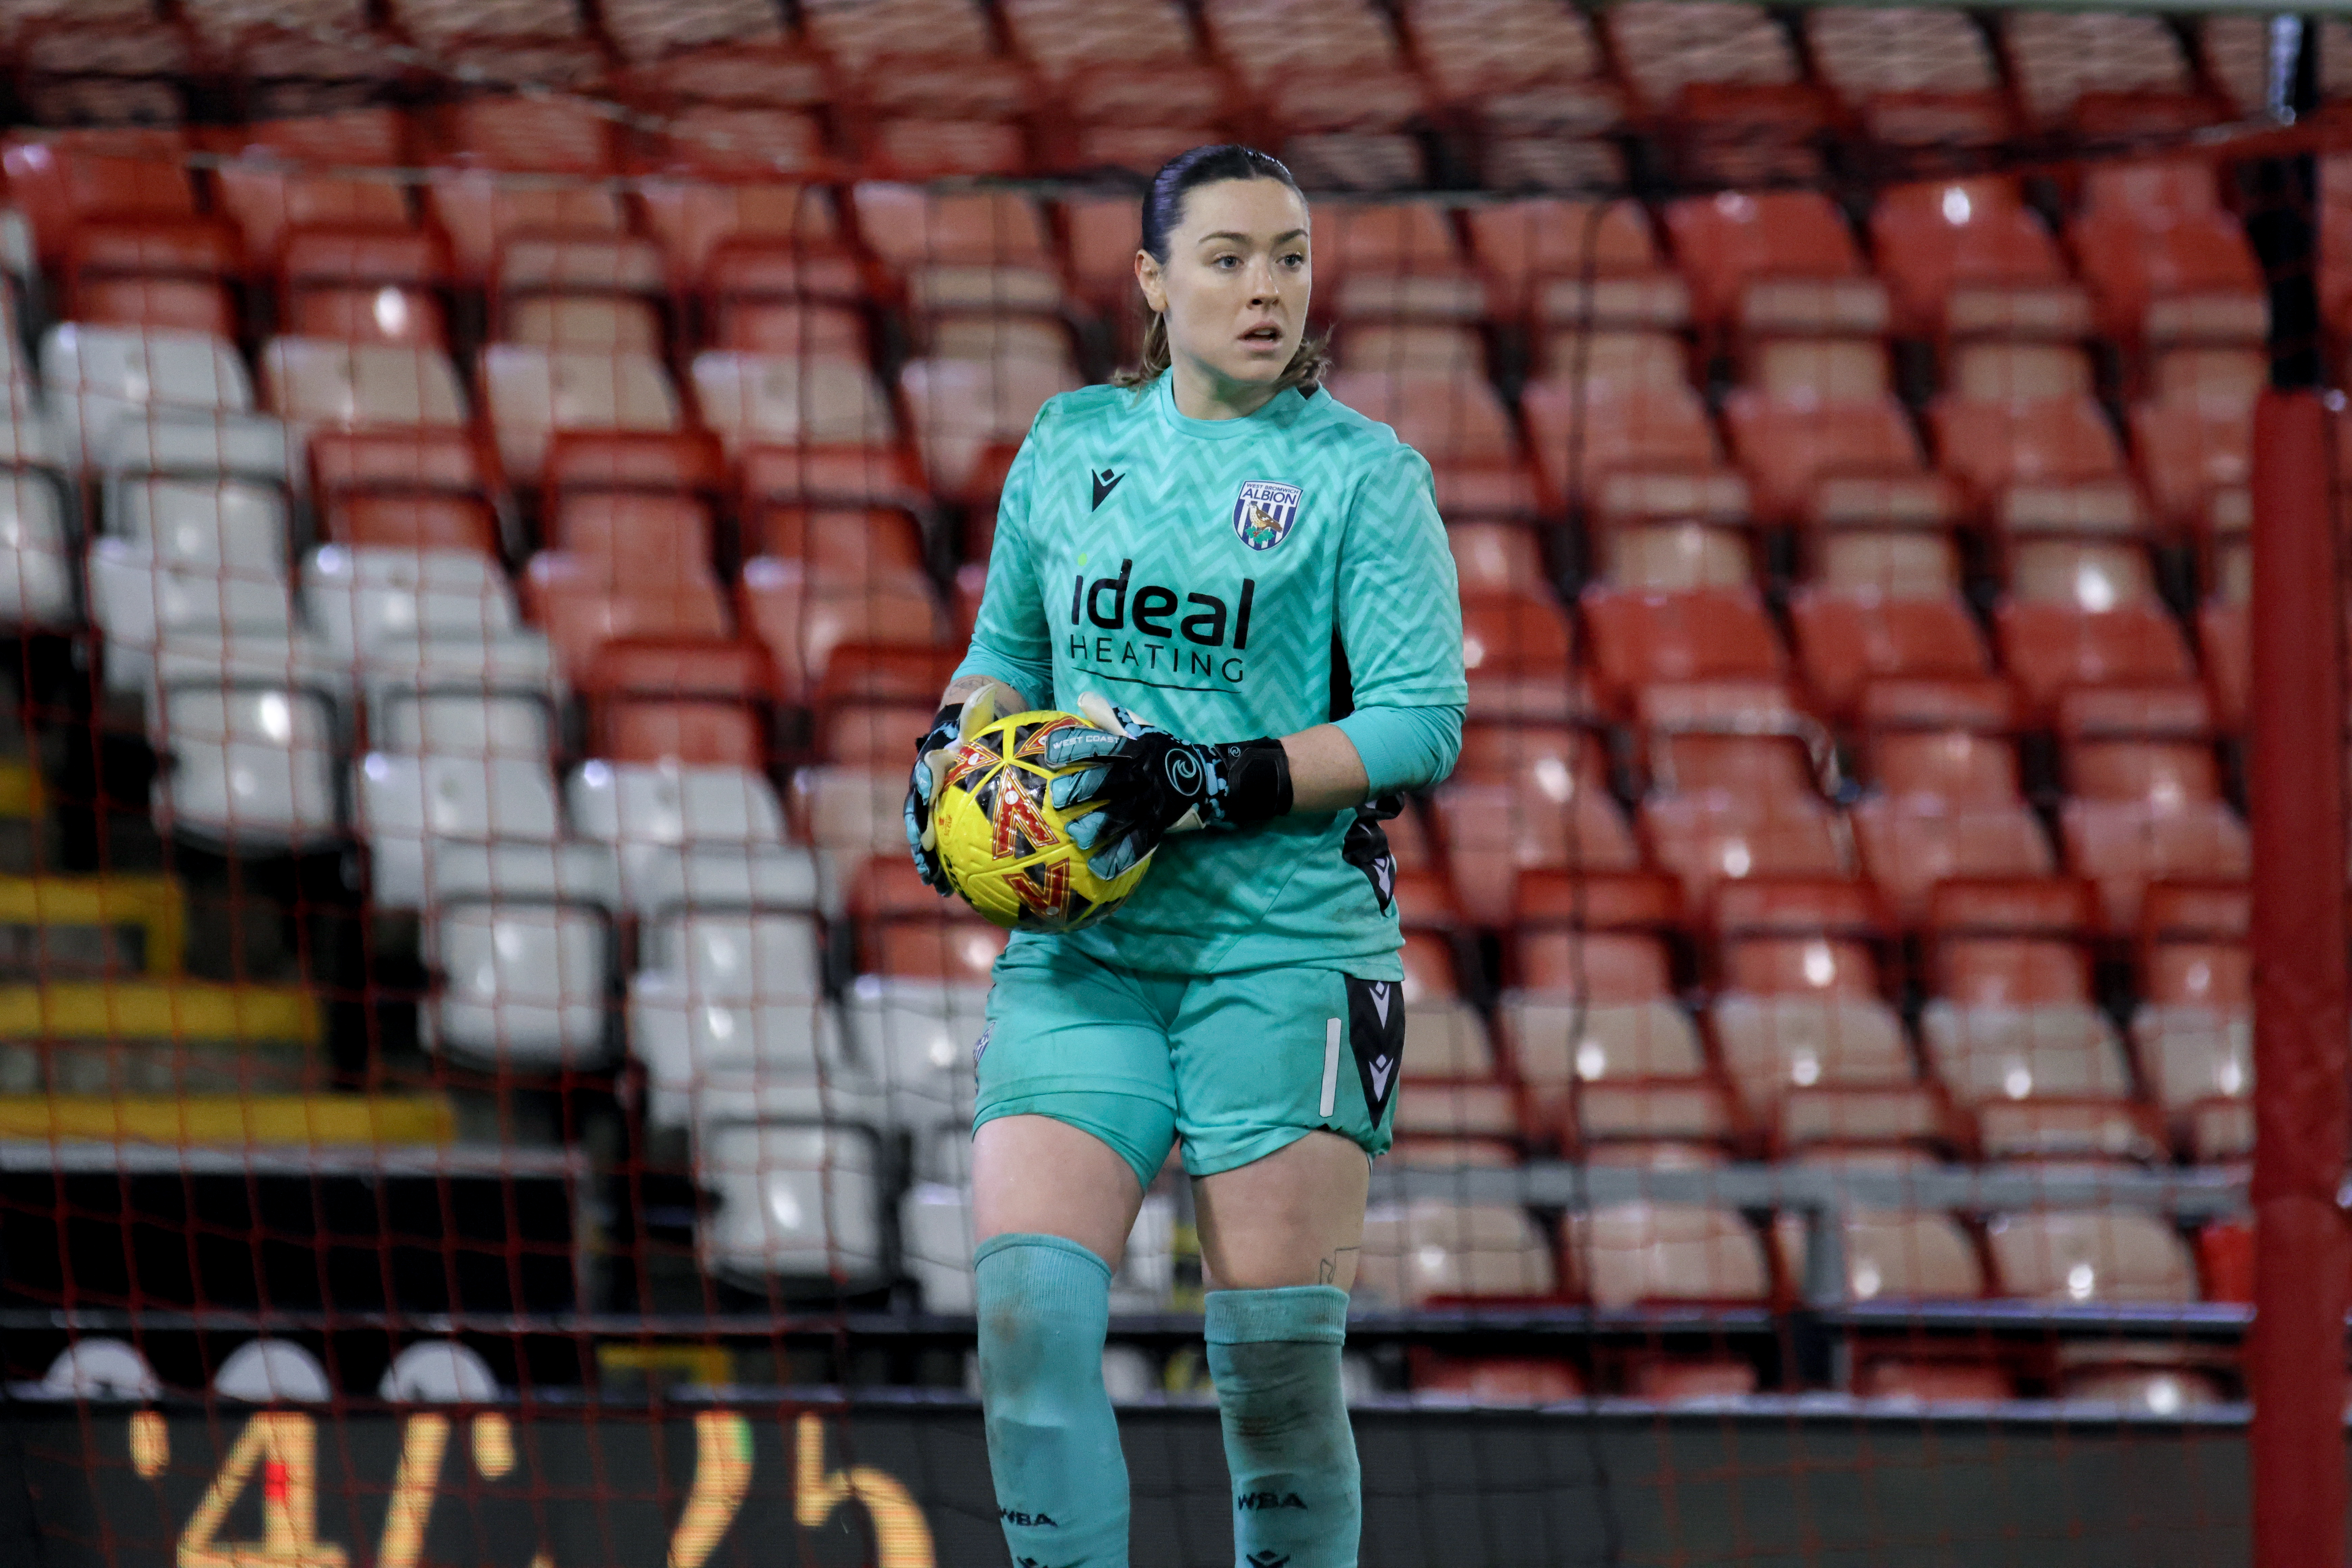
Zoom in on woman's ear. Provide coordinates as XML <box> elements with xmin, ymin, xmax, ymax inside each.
<box><xmin>1134</xmin><ymin>249</ymin><xmax>1168</xmax><ymax>314</ymax></box>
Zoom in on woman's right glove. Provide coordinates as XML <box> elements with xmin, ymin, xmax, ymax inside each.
<box><xmin>903</xmin><ymin>683</ymin><xmax>1019</xmax><ymax>893</ymax></box>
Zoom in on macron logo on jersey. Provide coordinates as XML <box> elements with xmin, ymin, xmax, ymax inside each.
<box><xmin>1091</xmin><ymin>468</ymin><xmax>1124</xmax><ymax>510</ymax></box>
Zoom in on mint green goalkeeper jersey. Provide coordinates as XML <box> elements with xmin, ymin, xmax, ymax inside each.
<box><xmin>953</xmin><ymin>373</ymin><xmax>1467</xmax><ymax>980</ymax></box>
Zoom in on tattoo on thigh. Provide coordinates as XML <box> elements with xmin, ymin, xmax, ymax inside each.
<box><xmin>1318</xmin><ymin>1246</ymin><xmax>1359</xmax><ymax>1286</ymax></box>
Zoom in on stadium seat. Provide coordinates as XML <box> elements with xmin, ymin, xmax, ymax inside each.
<box><xmin>1855</xmin><ymin>1359</ymin><xmax>2015</xmax><ymax>1402</ymax></box>
<box><xmin>522</xmin><ymin>493</ymin><xmax>731</xmax><ymax>679</ymax></box>
<box><xmin>428</xmin><ymin>898</ymin><xmax>611</xmax><ymax>1069</ymax></box>
<box><xmin>692</xmin><ymin>349</ymin><xmax>901</xmax><ymax>461</ymax></box>
<box><xmin>1606</xmin><ymin>1</ymin><xmax>1800</xmax><ymax>116</ymax></box>
<box><xmin>423</xmin><ymin>99</ymin><xmax>628</xmax><ymax>283</ymax></box>
<box><xmin>1410</xmin><ymin>1355</ymin><xmax>1584</xmax><ymax>1404</ymax></box>
<box><xmin>2132</xmin><ymin>926</ymin><xmax>2251</xmax><ymax>1163</ymax></box>
<box><xmin>1320</xmin><ymin>369</ymin><xmax>1537</xmax><ymax>517</ymax></box>
<box><xmin>1502</xmin><ymin>927</ymin><xmax>1732</xmax><ymax>1153</ymax></box>
<box><xmin>206</xmin><ymin>108</ymin><xmax>413</xmax><ymax>263</ymax></box>
<box><xmin>1921</xmin><ymin>921</ymin><xmax>2156</xmax><ymax>1160</ymax></box>
<box><xmin>44</xmin><ymin>324</ymin><xmax>254</xmax><ymax>463</ymax></box>
<box><xmin>261</xmin><ymin>338</ymin><xmax>468</xmax><ymax>431</ymax></box>
<box><xmin>1579</xmin><ymin>587</ymin><xmax>1786</xmax><ymax>717</ymax></box>
<box><xmin>698</xmin><ymin>1122</ymin><xmax>887</xmax><ymax>1287</ymax></box>
<box><xmin>1563</xmin><ymin>1202</ymin><xmax>1773</xmax><ymax>1307</ymax></box>
<box><xmin>354</xmin><ymin>750</ymin><xmax>566</xmax><ymax>907</ymax></box>
<box><xmin>630</xmin><ymin>911</ymin><xmax>874</xmax><ymax>1130</ymax></box>
<box><xmin>1808</xmin><ymin>1210</ymin><xmax>1986</xmax><ymax>1301</ymax></box>
<box><xmin>1852</xmin><ymin>731</ymin><xmax>2054</xmax><ymax>926</ymax></box>
<box><xmin>1723</xmin><ymin>389</ymin><xmax>1931</xmax><ymax>530</ymax></box>
<box><xmin>1994</xmin><ymin>542</ymin><xmax>2199</xmax><ymax>724</ymax></box>
<box><xmin>1464</xmin><ymin>200</ymin><xmax>1688</xmax><ymax>327</ymax></box>
<box><xmin>1984</xmin><ymin>1210</ymin><xmax>2199</xmax><ymax>1302</ymax></box>
<box><xmin>2001</xmin><ymin>11</ymin><xmax>2199</xmax><ymax>128</ymax></box>
<box><xmin>0</xmin><ymin>469</ymin><xmax>74</xmax><ymax>629</ymax></box>
<box><xmin>1521</xmin><ymin>380</ymin><xmax>1735</xmax><ymax>521</ymax></box>
<box><xmin>1870</xmin><ymin>179</ymin><xmax>2090</xmax><ymax>342</ymax></box>
<box><xmin>1403</xmin><ymin>0</ymin><xmax>1610</xmax><ymax>129</ymax></box>
<box><xmin>898</xmin><ymin>357</ymin><xmax>1079</xmax><ymax>501</ymax></box>
<box><xmin>280</xmin><ymin>228</ymin><xmax>452</xmax><ymax>348</ymax></box>
<box><xmin>1355</xmin><ymin>1199</ymin><xmax>1559</xmax><ymax>1307</ymax></box>
<box><xmin>480</xmin><ymin>346</ymin><xmax>684</xmax><ymax>485</ymax></box>
<box><xmin>213</xmin><ymin>1340</ymin><xmax>332</xmax><ymax>1404</ymax></box>
<box><xmin>851</xmin><ymin>183</ymin><xmax>1069</xmax><ymax>321</ymax></box>
<box><xmin>1314</xmin><ymin>202</ymin><xmax>1486</xmax><ymax>322</ymax></box>
<box><xmin>1711</xmin><ymin>881</ymin><xmax>1950</xmax><ymax>1155</ymax></box>
<box><xmin>1427</xmin><ymin>741</ymin><xmax>1642</xmax><ymax>925</ymax></box>
<box><xmin>2069</xmin><ymin>163</ymin><xmax>2266</xmax><ymax>349</ymax></box>
<box><xmin>2</xmin><ymin>129</ymin><xmax>199</xmax><ymax>270</ymax></box>
<box><xmin>1660</xmin><ymin>190</ymin><xmax>1888</xmax><ymax>341</ymax></box>
<box><xmin>1787</xmin><ymin>590</ymin><xmax>1992</xmax><ymax>720</ymax></box>
<box><xmin>1456</xmin><ymin>590</ymin><xmax>1584</xmax><ymax>724</ymax></box>
<box><xmin>2130</xmin><ymin>348</ymin><xmax>2262</xmax><ymax>535</ymax></box>
<box><xmin>152</xmin><ymin>686</ymin><xmax>342</xmax><ymax>851</ymax></box>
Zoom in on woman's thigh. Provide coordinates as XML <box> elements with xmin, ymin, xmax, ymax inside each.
<box><xmin>971</xmin><ymin>942</ymin><xmax>1184</xmax><ymax>1267</ymax></box>
<box><xmin>1192</xmin><ymin>1129</ymin><xmax>1372</xmax><ymax>1290</ymax></box>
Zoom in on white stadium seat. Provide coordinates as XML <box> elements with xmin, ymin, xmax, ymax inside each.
<box><xmin>112</xmin><ymin>475</ymin><xmax>289</xmax><ymax>570</ymax></box>
<box><xmin>841</xmin><ymin>974</ymin><xmax>986</xmax><ymax>1129</ymax></box>
<box><xmin>378</xmin><ymin>1341</ymin><xmax>502</xmax><ymax>1403</ymax></box>
<box><xmin>354</xmin><ymin>751</ymin><xmax>567</xmax><ymax>907</ymax></box>
<box><xmin>44</xmin><ymin>324</ymin><xmax>254</xmax><ymax>460</ymax></box>
<box><xmin>697</xmin><ymin>1122</ymin><xmax>887</xmax><ymax>1287</ymax></box>
<box><xmin>374</xmin><ymin>691</ymin><xmax>554</xmax><ymax>760</ymax></box>
<box><xmin>213</xmin><ymin>1340</ymin><xmax>331</xmax><ymax>1403</ymax></box>
<box><xmin>0</xmin><ymin>470</ymin><xmax>73</xmax><ymax>627</ymax></box>
<box><xmin>152</xmin><ymin>685</ymin><xmax>341</xmax><ymax>850</ymax></box>
<box><xmin>303</xmin><ymin>545</ymin><xmax>519</xmax><ymax>658</ymax></box>
<box><xmin>566</xmin><ymin>760</ymin><xmax>799</xmax><ymax>911</ymax></box>
<box><xmin>426</xmin><ymin>900</ymin><xmax>611</xmax><ymax>1068</ymax></box>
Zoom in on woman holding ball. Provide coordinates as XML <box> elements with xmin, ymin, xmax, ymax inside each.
<box><xmin>903</xmin><ymin>144</ymin><xmax>1466</xmax><ymax>1568</ymax></box>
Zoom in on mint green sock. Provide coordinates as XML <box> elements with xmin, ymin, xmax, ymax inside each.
<box><xmin>976</xmin><ymin>1233</ymin><xmax>1128</xmax><ymax>1566</ymax></box>
<box><xmin>1204</xmin><ymin>1286</ymin><xmax>1359</xmax><ymax>1568</ymax></box>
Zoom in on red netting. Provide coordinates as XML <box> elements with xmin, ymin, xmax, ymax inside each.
<box><xmin>0</xmin><ymin>2</ymin><xmax>2348</xmax><ymax>1565</ymax></box>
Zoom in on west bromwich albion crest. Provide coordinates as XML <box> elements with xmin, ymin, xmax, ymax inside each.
<box><xmin>1232</xmin><ymin>480</ymin><xmax>1302</xmax><ymax>551</ymax></box>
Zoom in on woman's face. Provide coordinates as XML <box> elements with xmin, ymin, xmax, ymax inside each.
<box><xmin>1136</xmin><ymin>177</ymin><xmax>1312</xmax><ymax>399</ymax></box>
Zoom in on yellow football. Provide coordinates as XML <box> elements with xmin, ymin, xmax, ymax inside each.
<box><xmin>932</xmin><ymin>709</ymin><xmax>1151</xmax><ymax>932</ymax></box>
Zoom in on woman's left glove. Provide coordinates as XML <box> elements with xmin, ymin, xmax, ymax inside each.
<box><xmin>903</xmin><ymin>682</ymin><xmax>1022</xmax><ymax>893</ymax></box>
<box><xmin>1041</xmin><ymin>694</ymin><xmax>1292</xmax><ymax>879</ymax></box>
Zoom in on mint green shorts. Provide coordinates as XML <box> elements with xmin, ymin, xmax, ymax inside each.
<box><xmin>973</xmin><ymin>940</ymin><xmax>1406</xmax><ymax>1193</ymax></box>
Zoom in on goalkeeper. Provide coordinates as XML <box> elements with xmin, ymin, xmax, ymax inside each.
<box><xmin>903</xmin><ymin>144</ymin><xmax>1466</xmax><ymax>1568</ymax></box>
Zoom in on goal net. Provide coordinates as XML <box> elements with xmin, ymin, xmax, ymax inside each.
<box><xmin>0</xmin><ymin>0</ymin><xmax>2344</xmax><ymax>1564</ymax></box>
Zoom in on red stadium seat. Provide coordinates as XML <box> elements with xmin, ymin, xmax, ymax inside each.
<box><xmin>2070</xmin><ymin>172</ymin><xmax>2266</xmax><ymax>349</ymax></box>
<box><xmin>523</xmin><ymin>494</ymin><xmax>732</xmax><ymax>679</ymax></box>
<box><xmin>1457</xmin><ymin>590</ymin><xmax>1586</xmax><ymax>725</ymax></box>
<box><xmin>1563</xmin><ymin>1203</ymin><xmax>1773</xmax><ymax>1307</ymax></box>
<box><xmin>2</xmin><ymin>129</ymin><xmax>199</xmax><ymax>269</ymax></box>
<box><xmin>323</xmin><ymin>493</ymin><xmax>500</xmax><ymax>557</ymax></box>
<box><xmin>1428</xmin><ymin>765</ymin><xmax>1642</xmax><ymax>927</ymax></box>
<box><xmin>1521</xmin><ymin>381</ymin><xmax>1730</xmax><ymax>518</ymax></box>
<box><xmin>1854</xmin><ymin>798</ymin><xmax>2055</xmax><ymax>928</ymax></box>
<box><xmin>1661</xmin><ymin>190</ymin><xmax>1888</xmax><ymax>340</ymax></box>
<box><xmin>1870</xmin><ymin>179</ymin><xmax>2090</xmax><ymax>342</ymax></box>
<box><xmin>424</xmin><ymin>99</ymin><xmax>628</xmax><ymax>282</ymax></box>
<box><xmin>207</xmin><ymin>109</ymin><xmax>413</xmax><ymax>262</ymax></box>
<box><xmin>1319</xmin><ymin>370</ymin><xmax>1538</xmax><ymax>517</ymax></box>
<box><xmin>1723</xmin><ymin>393</ymin><xmax>1930</xmax><ymax>529</ymax></box>
<box><xmin>1788</xmin><ymin>591</ymin><xmax>1991</xmax><ymax>719</ymax></box>
<box><xmin>1314</xmin><ymin>202</ymin><xmax>1485</xmax><ymax>322</ymax></box>
<box><xmin>280</xmin><ymin>227</ymin><xmax>453</xmax><ymax>347</ymax></box>
<box><xmin>1579</xmin><ymin>587</ymin><xmax>1785</xmax><ymax>717</ymax></box>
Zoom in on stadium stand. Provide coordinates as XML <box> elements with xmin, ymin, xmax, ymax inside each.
<box><xmin>0</xmin><ymin>0</ymin><xmax>2305</xmax><ymax>1435</ymax></box>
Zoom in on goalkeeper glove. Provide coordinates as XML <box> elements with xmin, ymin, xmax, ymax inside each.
<box><xmin>1040</xmin><ymin>693</ymin><xmax>1293</xmax><ymax>880</ymax></box>
<box><xmin>903</xmin><ymin>681</ymin><xmax>1022</xmax><ymax>893</ymax></box>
